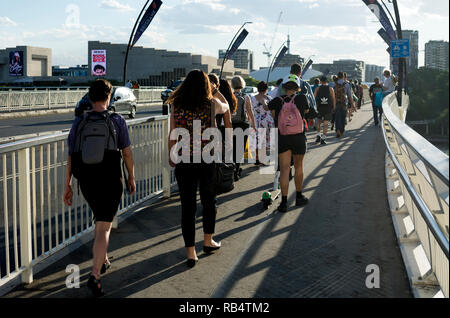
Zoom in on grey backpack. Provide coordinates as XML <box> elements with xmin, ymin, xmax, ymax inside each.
<box><xmin>232</xmin><ymin>92</ymin><xmax>248</xmax><ymax>124</ymax></box>
<box><xmin>74</xmin><ymin>111</ymin><xmax>118</xmax><ymax>165</ymax></box>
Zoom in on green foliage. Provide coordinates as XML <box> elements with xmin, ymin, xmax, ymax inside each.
<box><xmin>245</xmin><ymin>77</ymin><xmax>260</xmax><ymax>87</ymax></box>
<box><xmin>407</xmin><ymin>68</ymin><xmax>449</xmax><ymax>126</ymax></box>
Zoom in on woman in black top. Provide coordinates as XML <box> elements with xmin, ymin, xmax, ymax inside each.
<box><xmin>267</xmin><ymin>75</ymin><xmax>309</xmax><ymax>213</ymax></box>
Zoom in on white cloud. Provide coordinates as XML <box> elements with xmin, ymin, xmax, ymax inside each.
<box><xmin>0</xmin><ymin>16</ymin><xmax>17</xmax><ymax>27</ymax></box>
<box><xmin>100</xmin><ymin>0</ymin><xmax>134</xmax><ymax>12</ymax></box>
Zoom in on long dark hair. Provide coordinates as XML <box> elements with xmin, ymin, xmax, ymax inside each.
<box><xmin>219</xmin><ymin>79</ymin><xmax>238</xmax><ymax>114</ymax></box>
<box><xmin>167</xmin><ymin>70</ymin><xmax>213</xmax><ymax>109</ymax></box>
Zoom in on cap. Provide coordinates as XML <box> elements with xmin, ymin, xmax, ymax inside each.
<box><xmin>283</xmin><ymin>74</ymin><xmax>301</xmax><ymax>87</ymax></box>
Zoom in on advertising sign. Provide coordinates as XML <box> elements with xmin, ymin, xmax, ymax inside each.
<box><xmin>9</xmin><ymin>51</ymin><xmax>24</xmax><ymax>76</ymax></box>
<box><xmin>91</xmin><ymin>50</ymin><xmax>106</xmax><ymax>76</ymax></box>
<box><xmin>273</xmin><ymin>46</ymin><xmax>289</xmax><ymax>69</ymax></box>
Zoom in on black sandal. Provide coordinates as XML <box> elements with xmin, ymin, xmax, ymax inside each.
<box><xmin>101</xmin><ymin>262</ymin><xmax>111</xmax><ymax>274</ymax></box>
<box><xmin>87</xmin><ymin>275</ymin><xmax>105</xmax><ymax>298</ymax></box>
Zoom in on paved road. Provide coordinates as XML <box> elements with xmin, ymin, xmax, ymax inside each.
<box><xmin>0</xmin><ymin>104</ymin><xmax>164</xmax><ymax>139</ymax></box>
<box><xmin>5</xmin><ymin>103</ymin><xmax>412</xmax><ymax>298</ymax></box>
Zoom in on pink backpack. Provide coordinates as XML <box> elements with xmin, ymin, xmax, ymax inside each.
<box><xmin>278</xmin><ymin>96</ymin><xmax>304</xmax><ymax>135</ymax></box>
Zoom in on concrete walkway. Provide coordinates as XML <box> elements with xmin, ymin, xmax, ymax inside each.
<box><xmin>5</xmin><ymin>103</ymin><xmax>412</xmax><ymax>298</ymax></box>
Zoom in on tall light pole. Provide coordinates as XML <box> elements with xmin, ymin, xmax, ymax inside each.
<box><xmin>391</xmin><ymin>0</ymin><xmax>405</xmax><ymax>106</ymax></box>
<box><xmin>219</xmin><ymin>22</ymin><xmax>252</xmax><ymax>79</ymax></box>
<box><xmin>123</xmin><ymin>0</ymin><xmax>151</xmax><ymax>86</ymax></box>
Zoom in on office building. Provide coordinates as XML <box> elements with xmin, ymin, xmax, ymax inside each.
<box><xmin>425</xmin><ymin>40</ymin><xmax>449</xmax><ymax>71</ymax></box>
<box><xmin>402</xmin><ymin>30</ymin><xmax>419</xmax><ymax>73</ymax></box>
<box><xmin>89</xmin><ymin>41</ymin><xmax>248</xmax><ymax>86</ymax></box>
<box><xmin>365</xmin><ymin>64</ymin><xmax>386</xmax><ymax>82</ymax></box>
<box><xmin>218</xmin><ymin>49</ymin><xmax>254</xmax><ymax>72</ymax></box>
<box><xmin>0</xmin><ymin>45</ymin><xmax>52</xmax><ymax>84</ymax></box>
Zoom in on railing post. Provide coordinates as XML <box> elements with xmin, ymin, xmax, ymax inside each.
<box><xmin>162</xmin><ymin>117</ymin><xmax>171</xmax><ymax>198</ymax></box>
<box><xmin>7</xmin><ymin>89</ymin><xmax>11</xmax><ymax>112</ymax></box>
<box><xmin>48</xmin><ymin>89</ymin><xmax>51</xmax><ymax>110</ymax></box>
<box><xmin>18</xmin><ymin>148</ymin><xmax>33</xmax><ymax>284</ymax></box>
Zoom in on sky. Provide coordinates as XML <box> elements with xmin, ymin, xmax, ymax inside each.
<box><xmin>0</xmin><ymin>0</ymin><xmax>449</xmax><ymax>70</ymax></box>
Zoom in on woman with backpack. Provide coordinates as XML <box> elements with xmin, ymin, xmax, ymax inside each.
<box><xmin>63</xmin><ymin>79</ymin><xmax>136</xmax><ymax>297</ymax></box>
<box><xmin>168</xmin><ymin>70</ymin><xmax>229</xmax><ymax>268</ymax></box>
<box><xmin>266</xmin><ymin>75</ymin><xmax>309</xmax><ymax>213</ymax></box>
<box><xmin>231</xmin><ymin>76</ymin><xmax>256</xmax><ymax>179</ymax></box>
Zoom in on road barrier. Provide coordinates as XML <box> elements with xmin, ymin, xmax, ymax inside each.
<box><xmin>382</xmin><ymin>91</ymin><xmax>449</xmax><ymax>298</ymax></box>
<box><xmin>0</xmin><ymin>88</ymin><xmax>165</xmax><ymax>113</ymax></box>
<box><xmin>0</xmin><ymin>115</ymin><xmax>174</xmax><ymax>292</ymax></box>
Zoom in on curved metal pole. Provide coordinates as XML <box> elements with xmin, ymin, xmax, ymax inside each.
<box><xmin>123</xmin><ymin>0</ymin><xmax>151</xmax><ymax>85</ymax></box>
<box><xmin>219</xmin><ymin>22</ymin><xmax>252</xmax><ymax>79</ymax></box>
<box><xmin>266</xmin><ymin>42</ymin><xmax>287</xmax><ymax>83</ymax></box>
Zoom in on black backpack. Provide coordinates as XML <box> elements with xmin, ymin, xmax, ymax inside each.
<box><xmin>71</xmin><ymin>111</ymin><xmax>121</xmax><ymax>181</ymax></box>
<box><xmin>317</xmin><ymin>86</ymin><xmax>332</xmax><ymax>110</ymax></box>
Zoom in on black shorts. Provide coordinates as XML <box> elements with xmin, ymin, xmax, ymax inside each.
<box><xmin>278</xmin><ymin>133</ymin><xmax>307</xmax><ymax>155</ymax></box>
<box><xmin>317</xmin><ymin>107</ymin><xmax>332</xmax><ymax>121</ymax></box>
<box><xmin>80</xmin><ymin>178</ymin><xmax>123</xmax><ymax>223</ymax></box>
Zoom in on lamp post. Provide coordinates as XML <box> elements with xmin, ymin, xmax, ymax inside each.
<box><xmin>123</xmin><ymin>0</ymin><xmax>151</xmax><ymax>86</ymax></box>
<box><xmin>219</xmin><ymin>22</ymin><xmax>252</xmax><ymax>79</ymax></box>
<box><xmin>391</xmin><ymin>0</ymin><xmax>405</xmax><ymax>106</ymax></box>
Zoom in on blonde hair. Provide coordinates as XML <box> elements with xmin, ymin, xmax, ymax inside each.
<box><xmin>231</xmin><ymin>76</ymin><xmax>246</xmax><ymax>90</ymax></box>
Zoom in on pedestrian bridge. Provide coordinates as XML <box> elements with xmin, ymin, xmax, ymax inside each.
<box><xmin>0</xmin><ymin>92</ymin><xmax>448</xmax><ymax>298</ymax></box>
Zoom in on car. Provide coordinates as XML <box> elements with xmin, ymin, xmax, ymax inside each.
<box><xmin>161</xmin><ymin>80</ymin><xmax>183</xmax><ymax>104</ymax></box>
<box><xmin>74</xmin><ymin>87</ymin><xmax>138</xmax><ymax>119</ymax></box>
<box><xmin>108</xmin><ymin>87</ymin><xmax>138</xmax><ymax>119</ymax></box>
<box><xmin>242</xmin><ymin>86</ymin><xmax>257</xmax><ymax>96</ymax></box>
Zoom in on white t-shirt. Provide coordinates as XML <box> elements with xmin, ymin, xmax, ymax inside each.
<box><xmin>383</xmin><ymin>76</ymin><xmax>395</xmax><ymax>94</ymax></box>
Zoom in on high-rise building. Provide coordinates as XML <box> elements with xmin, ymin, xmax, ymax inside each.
<box><xmin>218</xmin><ymin>49</ymin><xmax>254</xmax><ymax>72</ymax></box>
<box><xmin>277</xmin><ymin>54</ymin><xmax>304</xmax><ymax>68</ymax></box>
<box><xmin>365</xmin><ymin>64</ymin><xmax>385</xmax><ymax>82</ymax></box>
<box><xmin>402</xmin><ymin>30</ymin><xmax>419</xmax><ymax>73</ymax></box>
<box><xmin>425</xmin><ymin>40</ymin><xmax>449</xmax><ymax>71</ymax></box>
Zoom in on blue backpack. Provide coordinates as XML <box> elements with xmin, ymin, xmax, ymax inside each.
<box><xmin>374</xmin><ymin>91</ymin><xmax>384</xmax><ymax>108</ymax></box>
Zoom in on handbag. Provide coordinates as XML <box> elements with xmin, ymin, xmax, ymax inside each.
<box><xmin>210</xmin><ymin>100</ymin><xmax>235</xmax><ymax>195</ymax></box>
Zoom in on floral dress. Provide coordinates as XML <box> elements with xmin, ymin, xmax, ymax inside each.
<box><xmin>250</xmin><ymin>95</ymin><xmax>275</xmax><ymax>151</ymax></box>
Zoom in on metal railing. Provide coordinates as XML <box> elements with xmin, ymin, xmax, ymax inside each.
<box><xmin>0</xmin><ymin>115</ymin><xmax>173</xmax><ymax>290</ymax></box>
<box><xmin>0</xmin><ymin>88</ymin><xmax>165</xmax><ymax>113</ymax></box>
<box><xmin>382</xmin><ymin>91</ymin><xmax>449</xmax><ymax>297</ymax></box>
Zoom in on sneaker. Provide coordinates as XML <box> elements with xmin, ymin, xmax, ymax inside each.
<box><xmin>277</xmin><ymin>202</ymin><xmax>288</xmax><ymax>213</ymax></box>
<box><xmin>296</xmin><ymin>195</ymin><xmax>309</xmax><ymax>207</ymax></box>
<box><xmin>315</xmin><ymin>136</ymin><xmax>321</xmax><ymax>143</ymax></box>
<box><xmin>320</xmin><ymin>138</ymin><xmax>327</xmax><ymax>145</ymax></box>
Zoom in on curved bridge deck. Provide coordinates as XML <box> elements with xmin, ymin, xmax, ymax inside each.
<box><xmin>5</xmin><ymin>103</ymin><xmax>412</xmax><ymax>298</ymax></box>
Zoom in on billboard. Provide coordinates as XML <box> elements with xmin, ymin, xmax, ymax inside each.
<box><xmin>91</xmin><ymin>50</ymin><xmax>106</xmax><ymax>76</ymax></box>
<box><xmin>226</xmin><ymin>29</ymin><xmax>249</xmax><ymax>60</ymax></box>
<box><xmin>9</xmin><ymin>51</ymin><xmax>24</xmax><ymax>77</ymax></box>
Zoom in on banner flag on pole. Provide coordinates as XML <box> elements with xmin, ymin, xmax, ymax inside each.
<box><xmin>378</xmin><ymin>28</ymin><xmax>392</xmax><ymax>47</ymax></box>
<box><xmin>226</xmin><ymin>29</ymin><xmax>249</xmax><ymax>60</ymax></box>
<box><xmin>362</xmin><ymin>0</ymin><xmax>396</xmax><ymax>40</ymax></box>
<box><xmin>301</xmin><ymin>59</ymin><xmax>313</xmax><ymax>78</ymax></box>
<box><xmin>132</xmin><ymin>0</ymin><xmax>163</xmax><ymax>47</ymax></box>
<box><xmin>273</xmin><ymin>46</ymin><xmax>289</xmax><ymax>69</ymax></box>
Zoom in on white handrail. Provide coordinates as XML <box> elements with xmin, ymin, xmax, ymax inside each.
<box><xmin>0</xmin><ymin>115</ymin><xmax>172</xmax><ymax>292</ymax></box>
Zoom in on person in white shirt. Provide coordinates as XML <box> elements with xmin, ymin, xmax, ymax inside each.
<box><xmin>382</xmin><ymin>70</ymin><xmax>395</xmax><ymax>95</ymax></box>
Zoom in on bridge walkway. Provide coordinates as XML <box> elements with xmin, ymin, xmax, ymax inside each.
<box><xmin>5</xmin><ymin>103</ymin><xmax>412</xmax><ymax>298</ymax></box>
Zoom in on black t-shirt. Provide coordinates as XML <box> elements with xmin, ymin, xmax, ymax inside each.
<box><xmin>268</xmin><ymin>94</ymin><xmax>309</xmax><ymax>127</ymax></box>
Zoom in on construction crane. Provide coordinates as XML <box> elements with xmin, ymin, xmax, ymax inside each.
<box><xmin>263</xmin><ymin>11</ymin><xmax>283</xmax><ymax>67</ymax></box>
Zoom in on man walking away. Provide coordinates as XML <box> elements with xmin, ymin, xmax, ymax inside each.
<box><xmin>369</xmin><ymin>77</ymin><xmax>384</xmax><ymax>126</ymax></box>
<box><xmin>314</xmin><ymin>76</ymin><xmax>336</xmax><ymax>145</ymax></box>
<box><xmin>334</xmin><ymin>72</ymin><xmax>354</xmax><ymax>138</ymax></box>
